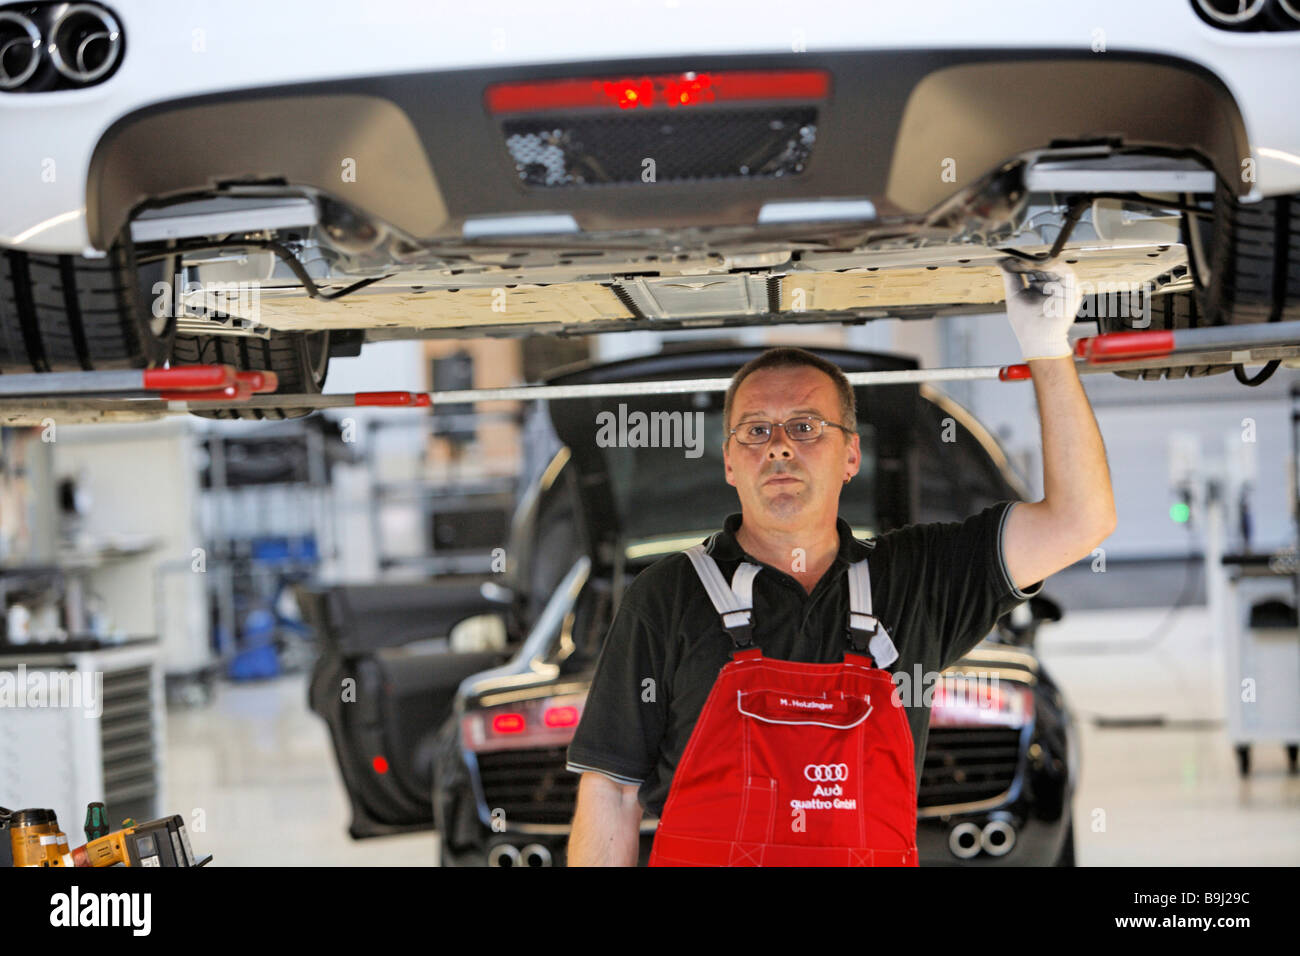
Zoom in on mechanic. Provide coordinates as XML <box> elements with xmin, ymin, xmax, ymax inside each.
<box><xmin>565</xmin><ymin>260</ymin><xmax>1117</xmax><ymax>866</ymax></box>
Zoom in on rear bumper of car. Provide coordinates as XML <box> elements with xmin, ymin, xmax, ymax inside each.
<box><xmin>438</xmin><ymin>715</ymin><xmax>1073</xmax><ymax>866</ymax></box>
<box><xmin>441</xmin><ymin>788</ymin><xmax>1073</xmax><ymax>866</ymax></box>
<box><xmin>915</xmin><ymin>789</ymin><xmax>1073</xmax><ymax>867</ymax></box>
<box><xmin>3</xmin><ymin>1</ymin><xmax>1298</xmax><ymax>254</ymax></box>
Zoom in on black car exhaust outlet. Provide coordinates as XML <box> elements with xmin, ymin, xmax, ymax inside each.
<box><xmin>947</xmin><ymin>822</ymin><xmax>983</xmax><ymax>860</ymax></box>
<box><xmin>519</xmin><ymin>843</ymin><xmax>553</xmax><ymax>867</ymax></box>
<box><xmin>48</xmin><ymin>3</ymin><xmax>122</xmax><ymax>85</ymax></box>
<box><xmin>0</xmin><ymin>11</ymin><xmax>41</xmax><ymax>90</ymax></box>
<box><xmin>980</xmin><ymin>819</ymin><xmax>1017</xmax><ymax>857</ymax></box>
<box><xmin>317</xmin><ymin>196</ymin><xmax>390</xmax><ymax>255</ymax></box>
<box><xmin>1194</xmin><ymin>0</ymin><xmax>1267</xmax><ymax>28</ymax></box>
<box><xmin>487</xmin><ymin>843</ymin><xmax>521</xmax><ymax>867</ymax></box>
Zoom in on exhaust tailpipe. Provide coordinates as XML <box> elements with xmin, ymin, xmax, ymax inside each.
<box><xmin>0</xmin><ymin>12</ymin><xmax>41</xmax><ymax>90</ymax></box>
<box><xmin>487</xmin><ymin>844</ymin><xmax>520</xmax><ymax>867</ymax></box>
<box><xmin>49</xmin><ymin>3</ymin><xmax>122</xmax><ymax>85</ymax></box>
<box><xmin>520</xmin><ymin>843</ymin><xmax>553</xmax><ymax>867</ymax></box>
<box><xmin>980</xmin><ymin>819</ymin><xmax>1017</xmax><ymax>857</ymax></box>
<box><xmin>1194</xmin><ymin>0</ymin><xmax>1268</xmax><ymax>27</ymax></box>
<box><xmin>948</xmin><ymin>822</ymin><xmax>982</xmax><ymax>860</ymax></box>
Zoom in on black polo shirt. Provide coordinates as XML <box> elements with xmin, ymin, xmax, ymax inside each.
<box><xmin>565</xmin><ymin>500</ymin><xmax>1044</xmax><ymax>819</ymax></box>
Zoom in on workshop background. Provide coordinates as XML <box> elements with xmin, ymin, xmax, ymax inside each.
<box><xmin>2</xmin><ymin>313</ymin><xmax>1297</xmax><ymax>865</ymax></box>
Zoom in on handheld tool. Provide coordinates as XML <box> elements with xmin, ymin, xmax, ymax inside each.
<box><xmin>70</xmin><ymin>813</ymin><xmax>211</xmax><ymax>867</ymax></box>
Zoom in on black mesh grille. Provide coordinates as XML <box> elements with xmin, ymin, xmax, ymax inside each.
<box><xmin>476</xmin><ymin>747</ymin><xmax>578</xmax><ymax>825</ymax></box>
<box><xmin>502</xmin><ymin>108</ymin><xmax>817</xmax><ymax>187</ymax></box>
<box><xmin>918</xmin><ymin>727</ymin><xmax>1022</xmax><ymax>809</ymax></box>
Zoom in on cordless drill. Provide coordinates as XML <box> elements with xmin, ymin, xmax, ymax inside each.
<box><xmin>72</xmin><ymin>813</ymin><xmax>208</xmax><ymax>867</ymax></box>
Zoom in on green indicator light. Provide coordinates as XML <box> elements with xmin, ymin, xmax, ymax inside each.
<box><xmin>1170</xmin><ymin>502</ymin><xmax>1190</xmax><ymax>524</ymax></box>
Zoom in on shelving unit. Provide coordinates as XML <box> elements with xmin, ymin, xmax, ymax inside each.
<box><xmin>365</xmin><ymin>414</ymin><xmax>519</xmax><ymax>578</ymax></box>
<box><xmin>195</xmin><ymin>419</ymin><xmax>343</xmax><ymax>678</ymax></box>
<box><xmin>0</xmin><ymin>640</ymin><xmax>164</xmax><ymax>837</ymax></box>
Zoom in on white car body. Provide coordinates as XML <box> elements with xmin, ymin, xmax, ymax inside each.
<box><xmin>3</xmin><ymin>0</ymin><xmax>1298</xmax><ymax>254</ymax></box>
<box><xmin>0</xmin><ymin>0</ymin><xmax>1297</xmax><ymax>403</ymax></box>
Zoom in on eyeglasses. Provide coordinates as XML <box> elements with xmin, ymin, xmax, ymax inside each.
<box><xmin>728</xmin><ymin>416</ymin><xmax>853</xmax><ymax>446</ymax></box>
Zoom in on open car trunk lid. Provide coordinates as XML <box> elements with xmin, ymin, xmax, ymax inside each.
<box><xmin>542</xmin><ymin>344</ymin><xmax>924</xmax><ymax>571</ymax></box>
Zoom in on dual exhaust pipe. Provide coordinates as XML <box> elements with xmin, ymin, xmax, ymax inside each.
<box><xmin>948</xmin><ymin>819</ymin><xmax>1017</xmax><ymax>860</ymax></box>
<box><xmin>1194</xmin><ymin>0</ymin><xmax>1300</xmax><ymax>29</ymax></box>
<box><xmin>487</xmin><ymin>842</ymin><xmax>553</xmax><ymax>867</ymax></box>
<box><xmin>493</xmin><ymin>827</ymin><xmax>1016</xmax><ymax>864</ymax></box>
<box><xmin>0</xmin><ymin>3</ymin><xmax>122</xmax><ymax>92</ymax></box>
<box><xmin>492</xmin><ymin>826</ymin><xmax>1015</xmax><ymax>864</ymax></box>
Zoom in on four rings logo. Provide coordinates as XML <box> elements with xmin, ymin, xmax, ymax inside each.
<box><xmin>804</xmin><ymin>763</ymin><xmax>849</xmax><ymax>782</ymax></box>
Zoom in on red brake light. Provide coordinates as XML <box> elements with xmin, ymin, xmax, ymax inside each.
<box><xmin>601</xmin><ymin>78</ymin><xmax>654</xmax><ymax>110</ymax></box>
<box><xmin>931</xmin><ymin>679</ymin><xmax>1033</xmax><ymax>729</ymax></box>
<box><xmin>463</xmin><ymin>695</ymin><xmax>588</xmax><ymax>752</ymax></box>
<box><xmin>492</xmin><ymin>713</ymin><xmax>525</xmax><ymax>734</ymax></box>
<box><xmin>543</xmin><ymin>705</ymin><xmax>579</xmax><ymax>728</ymax></box>
<box><xmin>663</xmin><ymin>74</ymin><xmax>714</xmax><ymax>107</ymax></box>
<box><xmin>486</xmin><ymin>70</ymin><xmax>829</xmax><ymax>114</ymax></box>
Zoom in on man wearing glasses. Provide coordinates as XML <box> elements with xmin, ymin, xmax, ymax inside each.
<box><xmin>567</xmin><ymin>261</ymin><xmax>1118</xmax><ymax>866</ymax></box>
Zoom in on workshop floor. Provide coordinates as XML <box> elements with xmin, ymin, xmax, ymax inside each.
<box><xmin>1039</xmin><ymin>606</ymin><xmax>1300</xmax><ymax>867</ymax></box>
<box><xmin>163</xmin><ymin>605</ymin><xmax>1300</xmax><ymax>866</ymax></box>
<box><xmin>165</xmin><ymin>674</ymin><xmax>437</xmax><ymax>866</ymax></box>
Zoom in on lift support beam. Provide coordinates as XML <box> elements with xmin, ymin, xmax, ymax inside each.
<box><xmin>2</xmin><ymin>321</ymin><xmax>1299</xmax><ymax>426</ymax></box>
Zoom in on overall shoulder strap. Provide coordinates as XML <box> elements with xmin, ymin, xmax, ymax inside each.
<box><xmin>684</xmin><ymin>544</ymin><xmax>759</xmax><ymax>648</ymax></box>
<box><xmin>847</xmin><ymin>558</ymin><xmax>899</xmax><ymax>668</ymax></box>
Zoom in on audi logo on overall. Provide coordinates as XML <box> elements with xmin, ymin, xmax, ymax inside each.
<box><xmin>804</xmin><ymin>763</ymin><xmax>849</xmax><ymax>782</ymax></box>
<box><xmin>793</xmin><ymin>763</ymin><xmax>857</xmax><ymax>809</ymax></box>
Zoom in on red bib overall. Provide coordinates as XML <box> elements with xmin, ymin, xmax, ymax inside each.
<box><xmin>647</xmin><ymin>544</ymin><xmax>918</xmax><ymax>867</ymax></box>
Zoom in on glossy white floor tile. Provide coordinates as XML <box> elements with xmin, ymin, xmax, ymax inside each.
<box><xmin>164</xmin><ymin>672</ymin><xmax>438</xmax><ymax>866</ymax></box>
<box><xmin>1070</xmin><ymin>724</ymin><xmax>1299</xmax><ymax>866</ymax></box>
<box><xmin>1039</xmin><ymin>607</ymin><xmax>1300</xmax><ymax>866</ymax></box>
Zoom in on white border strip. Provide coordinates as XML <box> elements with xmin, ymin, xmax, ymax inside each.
<box><xmin>736</xmin><ymin>690</ymin><xmax>873</xmax><ymax>729</ymax></box>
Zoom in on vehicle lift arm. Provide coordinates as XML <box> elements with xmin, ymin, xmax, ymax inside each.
<box><xmin>0</xmin><ymin>321</ymin><xmax>1298</xmax><ymax>424</ymax></box>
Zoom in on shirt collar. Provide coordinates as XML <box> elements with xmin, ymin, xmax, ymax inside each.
<box><xmin>706</xmin><ymin>512</ymin><xmax>875</xmax><ymax>566</ymax></box>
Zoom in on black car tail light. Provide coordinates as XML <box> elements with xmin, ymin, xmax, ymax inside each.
<box><xmin>930</xmin><ymin>678</ymin><xmax>1034</xmax><ymax>729</ymax></box>
<box><xmin>462</xmin><ymin>694</ymin><xmax>587</xmax><ymax>752</ymax></box>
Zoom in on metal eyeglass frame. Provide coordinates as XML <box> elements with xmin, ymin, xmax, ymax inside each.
<box><xmin>727</xmin><ymin>416</ymin><xmax>854</xmax><ymax>446</ymax></box>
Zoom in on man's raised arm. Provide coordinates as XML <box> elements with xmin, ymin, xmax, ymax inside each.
<box><xmin>998</xmin><ymin>261</ymin><xmax>1118</xmax><ymax>591</ymax></box>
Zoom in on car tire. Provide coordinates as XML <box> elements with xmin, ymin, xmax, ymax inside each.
<box><xmin>1186</xmin><ymin>181</ymin><xmax>1300</xmax><ymax>327</ymax></box>
<box><xmin>1095</xmin><ymin>290</ymin><xmax>1232</xmax><ymax>381</ymax></box>
<box><xmin>1099</xmin><ymin>186</ymin><xmax>1300</xmax><ymax>382</ymax></box>
<box><xmin>0</xmin><ymin>241</ymin><xmax>174</xmax><ymax>373</ymax></box>
<box><xmin>170</xmin><ymin>329</ymin><xmax>330</xmax><ymax>420</ymax></box>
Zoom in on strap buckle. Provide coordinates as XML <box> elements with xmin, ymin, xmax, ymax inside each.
<box><xmin>847</xmin><ymin>611</ymin><xmax>878</xmax><ymax>652</ymax></box>
<box><xmin>722</xmin><ymin>612</ymin><xmax>756</xmax><ymax>649</ymax></box>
